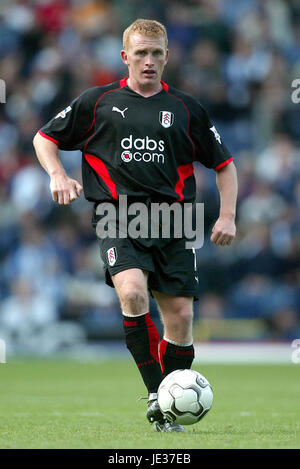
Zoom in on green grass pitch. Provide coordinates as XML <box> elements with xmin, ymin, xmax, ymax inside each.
<box><xmin>0</xmin><ymin>358</ymin><xmax>299</xmax><ymax>449</ymax></box>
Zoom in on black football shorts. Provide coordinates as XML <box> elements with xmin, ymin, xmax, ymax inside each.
<box><xmin>92</xmin><ymin>199</ymin><xmax>199</xmax><ymax>301</ymax></box>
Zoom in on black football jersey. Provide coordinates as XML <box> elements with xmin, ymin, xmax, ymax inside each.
<box><xmin>39</xmin><ymin>77</ymin><xmax>234</xmax><ymax>203</ymax></box>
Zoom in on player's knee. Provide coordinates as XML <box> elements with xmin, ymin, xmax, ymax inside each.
<box><xmin>175</xmin><ymin>307</ymin><xmax>194</xmax><ymax>327</ymax></box>
<box><xmin>120</xmin><ymin>287</ymin><xmax>148</xmax><ymax>315</ymax></box>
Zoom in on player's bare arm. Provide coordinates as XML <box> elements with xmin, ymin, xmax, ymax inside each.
<box><xmin>210</xmin><ymin>161</ymin><xmax>238</xmax><ymax>246</ymax></box>
<box><xmin>33</xmin><ymin>132</ymin><xmax>83</xmax><ymax>205</ymax></box>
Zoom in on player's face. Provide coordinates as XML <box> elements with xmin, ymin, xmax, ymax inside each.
<box><xmin>121</xmin><ymin>34</ymin><xmax>168</xmax><ymax>89</ymax></box>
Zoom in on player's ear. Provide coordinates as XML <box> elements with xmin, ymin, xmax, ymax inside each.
<box><xmin>164</xmin><ymin>49</ymin><xmax>169</xmax><ymax>66</ymax></box>
<box><xmin>121</xmin><ymin>50</ymin><xmax>129</xmax><ymax>66</ymax></box>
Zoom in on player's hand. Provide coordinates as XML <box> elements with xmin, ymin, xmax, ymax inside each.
<box><xmin>210</xmin><ymin>216</ymin><xmax>236</xmax><ymax>246</ymax></box>
<box><xmin>50</xmin><ymin>172</ymin><xmax>83</xmax><ymax>205</ymax></box>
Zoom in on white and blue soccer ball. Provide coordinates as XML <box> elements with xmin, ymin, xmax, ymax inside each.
<box><xmin>157</xmin><ymin>369</ymin><xmax>213</xmax><ymax>425</ymax></box>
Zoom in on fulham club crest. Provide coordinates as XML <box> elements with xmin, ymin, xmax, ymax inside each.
<box><xmin>107</xmin><ymin>247</ymin><xmax>117</xmax><ymax>266</ymax></box>
<box><xmin>159</xmin><ymin>111</ymin><xmax>174</xmax><ymax>128</ymax></box>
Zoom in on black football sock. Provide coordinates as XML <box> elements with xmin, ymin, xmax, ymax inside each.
<box><xmin>123</xmin><ymin>312</ymin><xmax>164</xmax><ymax>394</ymax></box>
<box><xmin>158</xmin><ymin>337</ymin><xmax>195</xmax><ymax>377</ymax></box>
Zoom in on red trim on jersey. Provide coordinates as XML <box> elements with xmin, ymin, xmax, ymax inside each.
<box><xmin>160</xmin><ymin>80</ymin><xmax>169</xmax><ymax>91</ymax></box>
<box><xmin>175</xmin><ymin>163</ymin><xmax>194</xmax><ymax>202</ymax></box>
<box><xmin>214</xmin><ymin>157</ymin><xmax>234</xmax><ymax>171</ymax></box>
<box><xmin>80</xmin><ymin>115</ymin><xmax>96</xmax><ymax>140</ymax></box>
<box><xmin>119</xmin><ymin>77</ymin><xmax>128</xmax><ymax>88</ymax></box>
<box><xmin>83</xmin><ymin>85</ymin><xmax>122</xmax><ymax>154</ymax></box>
<box><xmin>164</xmin><ymin>91</ymin><xmax>196</xmax><ymax>160</ymax></box>
<box><xmin>158</xmin><ymin>339</ymin><xmax>168</xmax><ymax>375</ymax></box>
<box><xmin>145</xmin><ymin>313</ymin><xmax>160</xmax><ymax>363</ymax></box>
<box><xmin>38</xmin><ymin>130</ymin><xmax>59</xmax><ymax>145</ymax></box>
<box><xmin>84</xmin><ymin>153</ymin><xmax>118</xmax><ymax>200</ymax></box>
<box><xmin>165</xmin><ymin>89</ymin><xmax>196</xmax><ymax>201</ymax></box>
<box><xmin>118</xmin><ymin>77</ymin><xmax>169</xmax><ymax>92</ymax></box>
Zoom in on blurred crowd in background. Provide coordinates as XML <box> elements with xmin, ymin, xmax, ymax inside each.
<box><xmin>0</xmin><ymin>0</ymin><xmax>300</xmax><ymax>354</ymax></box>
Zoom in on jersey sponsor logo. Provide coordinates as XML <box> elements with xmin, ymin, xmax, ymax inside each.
<box><xmin>107</xmin><ymin>247</ymin><xmax>117</xmax><ymax>266</ymax></box>
<box><xmin>209</xmin><ymin>125</ymin><xmax>221</xmax><ymax>144</ymax></box>
<box><xmin>159</xmin><ymin>111</ymin><xmax>174</xmax><ymax>128</ymax></box>
<box><xmin>112</xmin><ymin>106</ymin><xmax>128</xmax><ymax>118</ymax></box>
<box><xmin>120</xmin><ymin>135</ymin><xmax>165</xmax><ymax>164</ymax></box>
<box><xmin>55</xmin><ymin>106</ymin><xmax>72</xmax><ymax>119</ymax></box>
<box><xmin>121</xmin><ymin>151</ymin><xmax>133</xmax><ymax>162</ymax></box>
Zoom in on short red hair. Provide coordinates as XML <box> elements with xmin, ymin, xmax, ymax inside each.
<box><xmin>123</xmin><ymin>19</ymin><xmax>168</xmax><ymax>50</ymax></box>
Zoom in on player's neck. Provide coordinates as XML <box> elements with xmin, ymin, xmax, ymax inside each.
<box><xmin>126</xmin><ymin>77</ymin><xmax>162</xmax><ymax>98</ymax></box>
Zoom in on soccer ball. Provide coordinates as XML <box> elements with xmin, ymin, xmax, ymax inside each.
<box><xmin>157</xmin><ymin>369</ymin><xmax>213</xmax><ymax>425</ymax></box>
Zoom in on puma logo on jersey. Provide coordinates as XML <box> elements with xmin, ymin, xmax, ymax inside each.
<box><xmin>112</xmin><ymin>106</ymin><xmax>128</xmax><ymax>118</ymax></box>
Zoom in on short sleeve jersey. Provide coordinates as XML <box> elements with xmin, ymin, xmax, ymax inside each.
<box><xmin>39</xmin><ymin>77</ymin><xmax>234</xmax><ymax>203</ymax></box>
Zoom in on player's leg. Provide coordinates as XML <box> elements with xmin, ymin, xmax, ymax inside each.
<box><xmin>112</xmin><ymin>268</ymin><xmax>164</xmax><ymax>396</ymax></box>
<box><xmin>148</xmin><ymin>234</ymin><xmax>198</xmax><ymax>377</ymax></box>
<box><xmin>113</xmin><ymin>269</ymin><xmax>186</xmax><ymax>432</ymax></box>
<box><xmin>112</xmin><ymin>268</ymin><xmax>175</xmax><ymax>429</ymax></box>
<box><xmin>92</xmin><ymin>205</ymin><xmax>184</xmax><ymax>430</ymax></box>
<box><xmin>152</xmin><ymin>291</ymin><xmax>195</xmax><ymax>377</ymax></box>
